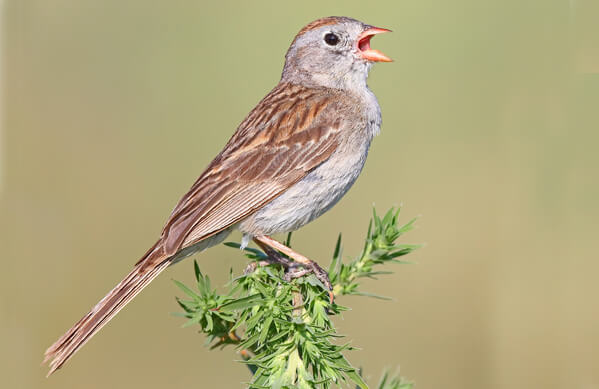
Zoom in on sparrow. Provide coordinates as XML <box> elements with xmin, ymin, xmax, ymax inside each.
<box><xmin>44</xmin><ymin>16</ymin><xmax>392</xmax><ymax>375</ymax></box>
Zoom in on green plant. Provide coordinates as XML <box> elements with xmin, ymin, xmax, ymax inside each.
<box><xmin>174</xmin><ymin>206</ymin><xmax>418</xmax><ymax>388</ymax></box>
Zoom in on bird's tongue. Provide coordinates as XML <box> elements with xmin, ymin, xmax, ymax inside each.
<box><xmin>358</xmin><ymin>27</ymin><xmax>392</xmax><ymax>62</ymax></box>
<box><xmin>358</xmin><ymin>35</ymin><xmax>372</xmax><ymax>51</ymax></box>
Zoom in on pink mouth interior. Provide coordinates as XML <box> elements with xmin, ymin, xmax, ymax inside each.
<box><xmin>358</xmin><ymin>35</ymin><xmax>372</xmax><ymax>52</ymax></box>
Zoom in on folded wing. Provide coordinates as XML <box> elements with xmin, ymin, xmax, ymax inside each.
<box><xmin>147</xmin><ymin>83</ymin><xmax>345</xmax><ymax>265</ymax></box>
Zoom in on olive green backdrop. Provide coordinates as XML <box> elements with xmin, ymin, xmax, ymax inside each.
<box><xmin>2</xmin><ymin>1</ymin><xmax>598</xmax><ymax>388</ymax></box>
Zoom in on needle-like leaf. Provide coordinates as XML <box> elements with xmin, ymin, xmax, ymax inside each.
<box><xmin>174</xmin><ymin>205</ymin><xmax>418</xmax><ymax>388</ymax></box>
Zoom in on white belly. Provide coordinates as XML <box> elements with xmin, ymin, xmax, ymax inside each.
<box><xmin>239</xmin><ymin>85</ymin><xmax>382</xmax><ymax>237</ymax></box>
<box><xmin>238</xmin><ymin>136</ymin><xmax>372</xmax><ymax>236</ymax></box>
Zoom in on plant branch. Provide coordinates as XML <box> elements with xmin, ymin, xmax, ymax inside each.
<box><xmin>174</xmin><ymin>206</ymin><xmax>418</xmax><ymax>388</ymax></box>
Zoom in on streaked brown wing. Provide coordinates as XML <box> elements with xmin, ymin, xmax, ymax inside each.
<box><xmin>156</xmin><ymin>83</ymin><xmax>344</xmax><ymax>257</ymax></box>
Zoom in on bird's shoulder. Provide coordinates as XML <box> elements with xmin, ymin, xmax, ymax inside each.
<box><xmin>221</xmin><ymin>82</ymin><xmax>356</xmax><ymax>158</ymax></box>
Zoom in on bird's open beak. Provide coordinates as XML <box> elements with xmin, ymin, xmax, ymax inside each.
<box><xmin>357</xmin><ymin>27</ymin><xmax>392</xmax><ymax>62</ymax></box>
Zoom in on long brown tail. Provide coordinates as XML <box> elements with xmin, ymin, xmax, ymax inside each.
<box><xmin>43</xmin><ymin>248</ymin><xmax>171</xmax><ymax>376</ymax></box>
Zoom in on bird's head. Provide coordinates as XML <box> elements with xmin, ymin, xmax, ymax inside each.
<box><xmin>282</xmin><ymin>16</ymin><xmax>392</xmax><ymax>90</ymax></box>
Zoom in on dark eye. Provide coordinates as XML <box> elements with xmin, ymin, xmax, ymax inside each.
<box><xmin>324</xmin><ymin>33</ymin><xmax>339</xmax><ymax>46</ymax></box>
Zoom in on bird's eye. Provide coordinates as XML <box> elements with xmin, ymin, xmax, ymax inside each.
<box><xmin>324</xmin><ymin>33</ymin><xmax>339</xmax><ymax>46</ymax></box>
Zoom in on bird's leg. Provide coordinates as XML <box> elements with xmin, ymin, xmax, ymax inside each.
<box><xmin>253</xmin><ymin>235</ymin><xmax>333</xmax><ymax>302</ymax></box>
<box><xmin>253</xmin><ymin>241</ymin><xmax>295</xmax><ymax>268</ymax></box>
<box><xmin>250</xmin><ymin>239</ymin><xmax>313</xmax><ymax>280</ymax></box>
<box><xmin>243</xmin><ymin>242</ymin><xmax>294</xmax><ymax>274</ymax></box>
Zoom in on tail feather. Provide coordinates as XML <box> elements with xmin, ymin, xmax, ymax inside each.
<box><xmin>44</xmin><ymin>250</ymin><xmax>171</xmax><ymax>376</ymax></box>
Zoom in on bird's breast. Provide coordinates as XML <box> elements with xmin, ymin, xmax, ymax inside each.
<box><xmin>238</xmin><ymin>122</ymin><xmax>377</xmax><ymax>236</ymax></box>
<box><xmin>238</xmin><ymin>86</ymin><xmax>382</xmax><ymax>237</ymax></box>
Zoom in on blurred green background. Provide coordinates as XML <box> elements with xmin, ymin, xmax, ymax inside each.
<box><xmin>2</xmin><ymin>1</ymin><xmax>598</xmax><ymax>388</ymax></box>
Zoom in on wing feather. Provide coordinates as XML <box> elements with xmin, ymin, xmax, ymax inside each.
<box><xmin>151</xmin><ymin>83</ymin><xmax>344</xmax><ymax>260</ymax></box>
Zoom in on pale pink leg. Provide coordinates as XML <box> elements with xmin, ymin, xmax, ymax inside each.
<box><xmin>253</xmin><ymin>235</ymin><xmax>334</xmax><ymax>302</ymax></box>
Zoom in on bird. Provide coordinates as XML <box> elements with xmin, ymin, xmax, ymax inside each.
<box><xmin>43</xmin><ymin>16</ymin><xmax>392</xmax><ymax>376</ymax></box>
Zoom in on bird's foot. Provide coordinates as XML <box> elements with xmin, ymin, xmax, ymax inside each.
<box><xmin>243</xmin><ymin>260</ymin><xmax>273</xmax><ymax>275</ymax></box>
<box><xmin>244</xmin><ymin>244</ymin><xmax>294</xmax><ymax>275</ymax></box>
<box><xmin>252</xmin><ymin>235</ymin><xmax>334</xmax><ymax>303</ymax></box>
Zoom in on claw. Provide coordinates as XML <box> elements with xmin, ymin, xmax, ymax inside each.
<box><xmin>283</xmin><ymin>267</ymin><xmax>311</xmax><ymax>282</ymax></box>
<box><xmin>251</xmin><ymin>235</ymin><xmax>334</xmax><ymax>302</ymax></box>
<box><xmin>244</xmin><ymin>260</ymin><xmax>276</xmax><ymax>275</ymax></box>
